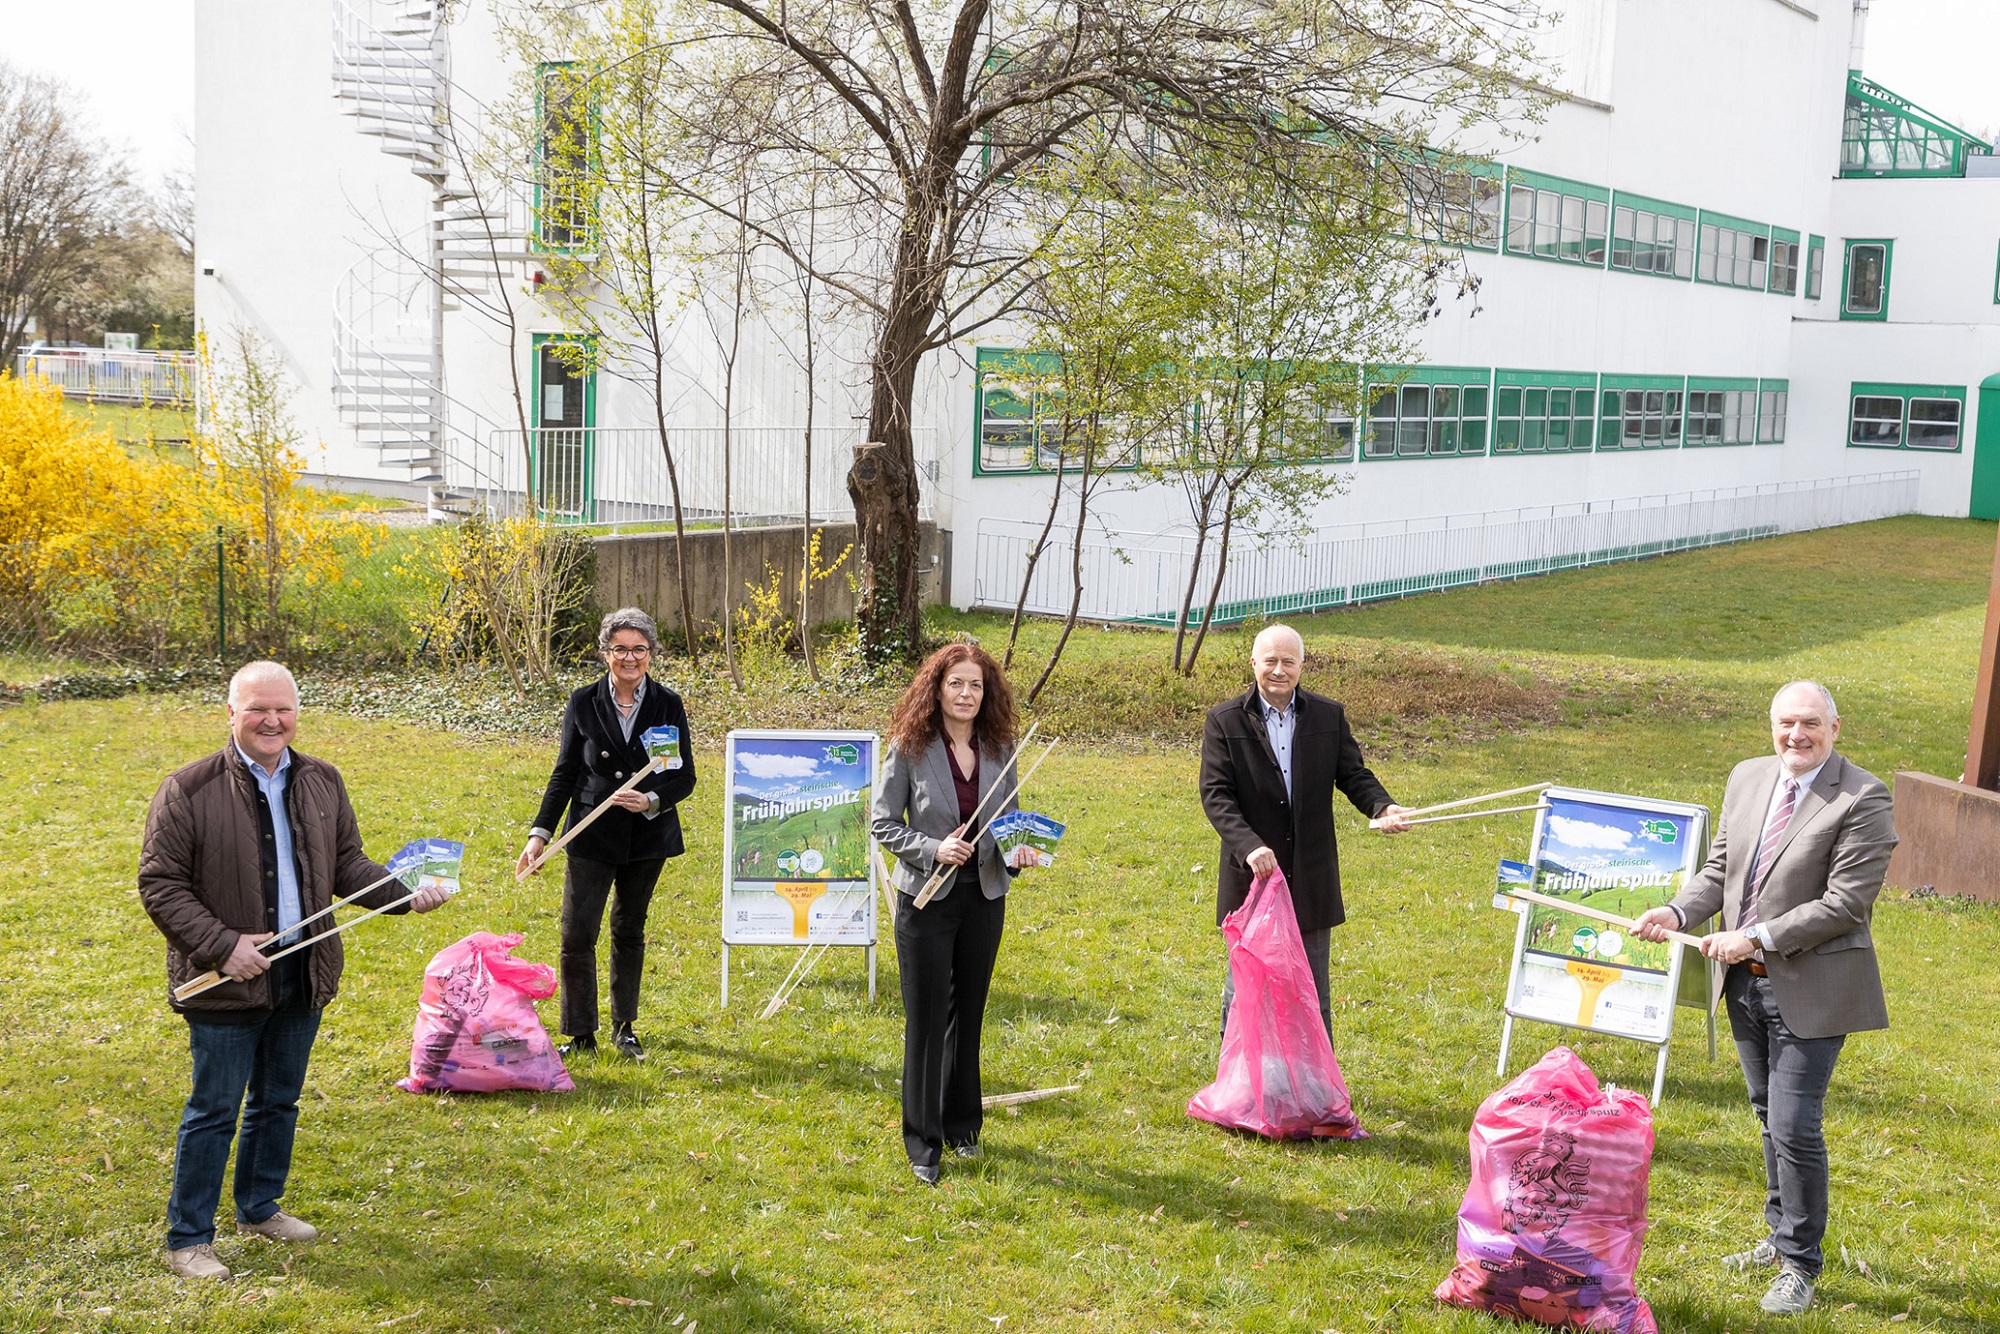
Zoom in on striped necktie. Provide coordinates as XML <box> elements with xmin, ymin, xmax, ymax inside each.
<box><xmin>1741</xmin><ymin>777</ymin><xmax>1798</xmax><ymax>931</ymax></box>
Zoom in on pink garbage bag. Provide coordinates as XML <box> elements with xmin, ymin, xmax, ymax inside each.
<box><xmin>1434</xmin><ymin>1047</ymin><xmax>1656</xmax><ymax>1333</ymax></box>
<box><xmin>1186</xmin><ymin>867</ymin><xmax>1365</xmax><ymax>1140</ymax></box>
<box><xmin>396</xmin><ymin>932</ymin><xmax>574</xmax><ymax>1095</ymax></box>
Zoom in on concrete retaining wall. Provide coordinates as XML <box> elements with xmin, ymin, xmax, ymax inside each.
<box><xmin>591</xmin><ymin>521</ymin><xmax>948</xmax><ymax>636</ymax></box>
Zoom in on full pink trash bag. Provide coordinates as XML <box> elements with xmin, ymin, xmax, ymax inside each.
<box><xmin>1186</xmin><ymin>867</ymin><xmax>1365</xmax><ymax>1140</ymax></box>
<box><xmin>1434</xmin><ymin>1046</ymin><xmax>1656</xmax><ymax>1333</ymax></box>
<box><xmin>396</xmin><ymin>932</ymin><xmax>574</xmax><ymax>1095</ymax></box>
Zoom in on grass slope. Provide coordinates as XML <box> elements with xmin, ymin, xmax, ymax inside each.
<box><xmin>1</xmin><ymin>517</ymin><xmax>1996</xmax><ymax>1332</ymax></box>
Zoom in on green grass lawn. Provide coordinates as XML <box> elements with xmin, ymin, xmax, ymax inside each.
<box><xmin>62</xmin><ymin>398</ymin><xmax>196</xmax><ymax>447</ymax></box>
<box><xmin>2</xmin><ymin>516</ymin><xmax>1997</xmax><ymax>1332</ymax></box>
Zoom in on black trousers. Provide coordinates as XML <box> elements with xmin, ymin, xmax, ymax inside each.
<box><xmin>894</xmin><ymin>875</ymin><xmax>1006</xmax><ymax>1169</ymax></box>
<box><xmin>559</xmin><ymin>853</ymin><xmax>667</xmax><ymax>1037</ymax></box>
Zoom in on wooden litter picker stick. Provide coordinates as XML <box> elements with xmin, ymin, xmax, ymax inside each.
<box><xmin>1497</xmin><ymin>884</ymin><xmax>1706</xmax><ymax>950</ymax></box>
<box><xmin>981</xmin><ymin>1085</ymin><xmax>1081</xmax><ymax>1109</ymax></box>
<box><xmin>913</xmin><ymin>734</ymin><xmax>1059</xmax><ymax>909</ymax></box>
<box><xmin>517</xmin><ymin>756</ymin><xmax>667</xmax><ymax>880</ymax></box>
<box><xmin>903</xmin><ymin>720</ymin><xmax>1039</xmax><ymax>910</ymax></box>
<box><xmin>169</xmin><ymin>866</ymin><xmax>403</xmax><ymax>1001</ymax></box>
<box><xmin>756</xmin><ymin>880</ymin><xmax>871</xmax><ymax>1020</ymax></box>
<box><xmin>1392</xmin><ymin>802</ymin><xmax>1550</xmax><ymax>829</ymax></box>
<box><xmin>1370</xmin><ymin>781</ymin><xmax>1554</xmax><ymax>829</ymax></box>
<box><xmin>173</xmin><ymin>880</ymin><xmax>438</xmax><ymax>1003</ymax></box>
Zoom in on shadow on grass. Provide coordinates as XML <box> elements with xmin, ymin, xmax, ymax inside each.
<box><xmin>298</xmin><ymin>1236</ymin><xmax>842</xmax><ymax>1334</ymax></box>
<box><xmin>976</xmin><ymin>1132</ymin><xmax>1453</xmax><ymax>1254</ymax></box>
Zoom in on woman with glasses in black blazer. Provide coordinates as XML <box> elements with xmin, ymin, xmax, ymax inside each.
<box><xmin>516</xmin><ymin>607</ymin><xmax>696</xmax><ymax>1059</ymax></box>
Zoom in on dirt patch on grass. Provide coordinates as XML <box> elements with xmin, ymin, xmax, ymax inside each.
<box><xmin>25</xmin><ymin>634</ymin><xmax>1721</xmax><ymax>757</ymax></box>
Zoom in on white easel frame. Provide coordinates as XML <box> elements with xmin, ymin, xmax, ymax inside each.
<box><xmin>1494</xmin><ymin>786</ymin><xmax>1718</xmax><ymax>1106</ymax></box>
<box><xmin>718</xmin><ymin>729</ymin><xmax>880</xmax><ymax>1009</ymax></box>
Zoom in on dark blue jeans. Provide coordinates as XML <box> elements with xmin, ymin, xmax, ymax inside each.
<box><xmin>166</xmin><ymin>1003</ymin><xmax>322</xmax><ymax>1249</ymax></box>
<box><xmin>1724</xmin><ymin>965</ymin><xmax>1845</xmax><ymax>1280</ymax></box>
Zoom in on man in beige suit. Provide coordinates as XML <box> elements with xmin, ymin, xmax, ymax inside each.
<box><xmin>1635</xmin><ymin>680</ymin><xmax>1896</xmax><ymax>1316</ymax></box>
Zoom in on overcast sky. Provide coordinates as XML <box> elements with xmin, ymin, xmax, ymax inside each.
<box><xmin>2</xmin><ymin>0</ymin><xmax>1996</xmax><ymax>186</ymax></box>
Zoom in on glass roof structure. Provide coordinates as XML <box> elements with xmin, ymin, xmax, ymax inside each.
<box><xmin>1841</xmin><ymin>73</ymin><xmax>1992</xmax><ymax>178</ymax></box>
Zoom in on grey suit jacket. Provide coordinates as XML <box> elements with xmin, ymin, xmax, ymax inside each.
<box><xmin>871</xmin><ymin>736</ymin><xmax>1020</xmax><ymax>902</ymax></box>
<box><xmin>1670</xmin><ymin>751</ymin><xmax>1897</xmax><ymax>1039</ymax></box>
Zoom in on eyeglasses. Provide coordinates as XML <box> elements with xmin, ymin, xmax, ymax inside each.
<box><xmin>607</xmin><ymin>646</ymin><xmax>652</xmax><ymax>660</ymax></box>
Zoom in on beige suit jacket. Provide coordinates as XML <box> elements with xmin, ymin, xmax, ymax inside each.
<box><xmin>1669</xmin><ymin>751</ymin><xmax>1897</xmax><ymax>1040</ymax></box>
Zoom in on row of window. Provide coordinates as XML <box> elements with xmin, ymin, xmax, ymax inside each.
<box><xmin>1409</xmin><ymin>162</ymin><xmax>1916</xmax><ymax>320</ymax></box>
<box><xmin>972</xmin><ymin>353</ymin><xmax>1794</xmax><ymax>472</ymax></box>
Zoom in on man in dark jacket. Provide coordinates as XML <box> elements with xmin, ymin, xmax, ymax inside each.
<box><xmin>138</xmin><ymin>661</ymin><xmax>450</xmax><ymax>1281</ymax></box>
<box><xmin>1200</xmin><ymin>624</ymin><xmax>1411</xmax><ymax>1038</ymax></box>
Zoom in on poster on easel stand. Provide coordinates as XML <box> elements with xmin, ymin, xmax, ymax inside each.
<box><xmin>719</xmin><ymin>730</ymin><xmax>880</xmax><ymax>1007</ymax></box>
<box><xmin>1493</xmin><ymin>786</ymin><xmax>1717</xmax><ymax>1105</ymax></box>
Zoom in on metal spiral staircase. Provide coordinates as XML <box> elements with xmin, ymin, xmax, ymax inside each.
<box><xmin>331</xmin><ymin>0</ymin><xmax>533</xmax><ymax>517</ymax></box>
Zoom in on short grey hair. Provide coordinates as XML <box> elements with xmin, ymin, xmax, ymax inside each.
<box><xmin>1772</xmin><ymin>679</ymin><xmax>1838</xmax><ymax>721</ymax></box>
<box><xmin>1250</xmin><ymin>623</ymin><xmax>1304</xmax><ymax>658</ymax></box>
<box><xmin>597</xmin><ymin>606</ymin><xmax>662</xmax><ymax>656</ymax></box>
<box><xmin>228</xmin><ymin>660</ymin><xmax>298</xmax><ymax>706</ymax></box>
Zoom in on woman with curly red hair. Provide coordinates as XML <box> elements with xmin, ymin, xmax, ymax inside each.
<box><xmin>872</xmin><ymin>642</ymin><xmax>1038</xmax><ymax>1184</ymax></box>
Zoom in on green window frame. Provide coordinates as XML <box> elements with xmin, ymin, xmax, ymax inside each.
<box><xmin>973</xmin><ymin>347</ymin><xmax>1072</xmax><ymax>474</ymax></box>
<box><xmin>1804</xmin><ymin>235</ymin><xmax>1825</xmax><ymax>300</ymax></box>
<box><xmin>1992</xmin><ymin>240</ymin><xmax>2000</xmax><ymax>304</ymax></box>
<box><xmin>1609</xmin><ymin>192</ymin><xmax>1696</xmax><ymax>280</ymax></box>
<box><xmin>535</xmin><ymin>62</ymin><xmax>598</xmax><ymax>252</ymax></box>
<box><xmin>530</xmin><ymin>333</ymin><xmax>597</xmax><ymax>519</ymax></box>
<box><xmin>1684</xmin><ymin>376</ymin><xmax>1758</xmax><ymax>447</ymax></box>
<box><xmin>1502</xmin><ymin>169</ymin><xmax>1609</xmax><ymax>267</ymax></box>
<box><xmin>1696</xmin><ymin>210</ymin><xmax>1773</xmax><ymax>290</ymax></box>
<box><xmin>1847</xmin><ymin>381</ymin><xmax>1966</xmax><ymax>451</ymax></box>
<box><xmin>1758</xmin><ymin>379</ymin><xmax>1789</xmax><ymax>444</ymax></box>
<box><xmin>973</xmin><ymin>349</ymin><xmax>1358</xmax><ymax>474</ymax></box>
<box><xmin>1768</xmin><ymin>227</ymin><xmax>1802</xmax><ymax>296</ymax></box>
<box><xmin>1841</xmin><ymin>73</ymin><xmax>1991</xmax><ymax>179</ymax></box>
<box><xmin>1597</xmin><ymin>374</ymin><xmax>1685</xmax><ymax>451</ymax></box>
<box><xmin>1491</xmin><ymin>369</ymin><xmax>1597</xmax><ymax>455</ymax></box>
<box><xmin>1403</xmin><ymin>153</ymin><xmax>1504</xmax><ymax>252</ymax></box>
<box><xmin>1842</xmin><ymin>239</ymin><xmax>1893</xmax><ymax>320</ymax></box>
<box><xmin>1360</xmin><ymin>367</ymin><xmax>1491</xmax><ymax>460</ymax></box>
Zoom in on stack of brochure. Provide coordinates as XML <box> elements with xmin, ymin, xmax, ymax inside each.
<box><xmin>989</xmin><ymin>810</ymin><xmax>1066</xmax><ymax>867</ymax></box>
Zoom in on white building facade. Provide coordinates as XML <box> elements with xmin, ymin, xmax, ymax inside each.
<box><xmin>196</xmin><ymin>0</ymin><xmax>2000</xmax><ymax>624</ymax></box>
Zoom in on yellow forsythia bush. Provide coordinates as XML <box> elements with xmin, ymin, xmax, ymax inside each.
<box><xmin>3</xmin><ymin>353</ymin><xmax>381</xmax><ymax>663</ymax></box>
<box><xmin>0</xmin><ymin>374</ymin><xmax>212</xmax><ymax>658</ymax></box>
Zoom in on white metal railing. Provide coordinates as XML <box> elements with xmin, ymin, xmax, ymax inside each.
<box><xmin>972</xmin><ymin>470</ymin><xmax>1924</xmax><ymax>623</ymax></box>
<box><xmin>14</xmin><ymin>349</ymin><xmax>197</xmax><ymax>407</ymax></box>
<box><xmin>464</xmin><ymin>425</ymin><xmax>940</xmax><ymax>527</ymax></box>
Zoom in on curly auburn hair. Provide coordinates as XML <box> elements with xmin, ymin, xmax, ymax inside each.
<box><xmin>885</xmin><ymin>642</ymin><xmax>1018</xmax><ymax>759</ymax></box>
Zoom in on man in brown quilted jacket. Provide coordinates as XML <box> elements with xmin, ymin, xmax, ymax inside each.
<box><xmin>138</xmin><ymin>661</ymin><xmax>451</xmax><ymax>1280</ymax></box>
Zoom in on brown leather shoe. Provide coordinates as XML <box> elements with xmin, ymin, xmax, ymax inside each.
<box><xmin>239</xmin><ymin>1210</ymin><xmax>318</xmax><ymax>1242</ymax></box>
<box><xmin>164</xmin><ymin>1243</ymin><xmax>231</xmax><ymax>1280</ymax></box>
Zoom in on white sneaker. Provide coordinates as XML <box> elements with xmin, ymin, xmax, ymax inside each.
<box><xmin>1761</xmin><ymin>1265</ymin><xmax>1816</xmax><ymax>1315</ymax></box>
<box><xmin>164</xmin><ymin>1243</ymin><xmax>231</xmax><ymax>1280</ymax></box>
<box><xmin>239</xmin><ymin>1210</ymin><xmax>318</xmax><ymax>1242</ymax></box>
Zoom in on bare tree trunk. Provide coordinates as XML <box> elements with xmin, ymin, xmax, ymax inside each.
<box><xmin>1171</xmin><ymin>477</ymin><xmax>1223</xmax><ymax>672</ymax></box>
<box><xmin>1025</xmin><ymin>479</ymin><xmax>1089</xmax><ymax>706</ymax></box>
<box><xmin>1026</xmin><ymin>431</ymin><xmax>1098</xmax><ymax>705</ymax></box>
<box><xmin>1183</xmin><ymin>490</ymin><xmax>1239</xmax><ymax>676</ymax></box>
<box><xmin>718</xmin><ymin>188</ymin><xmax>750</xmax><ymax>690</ymax></box>
<box><xmin>798</xmin><ymin>206</ymin><xmax>820</xmax><ymax>682</ymax></box>
<box><xmin>652</xmin><ymin>379</ymin><xmax>699</xmax><ymax>664</ymax></box>
<box><xmin>1003</xmin><ymin>448</ymin><xmax>1067</xmax><ymax>670</ymax></box>
<box><xmin>852</xmin><ymin>142</ymin><xmax>966</xmax><ymax>664</ymax></box>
